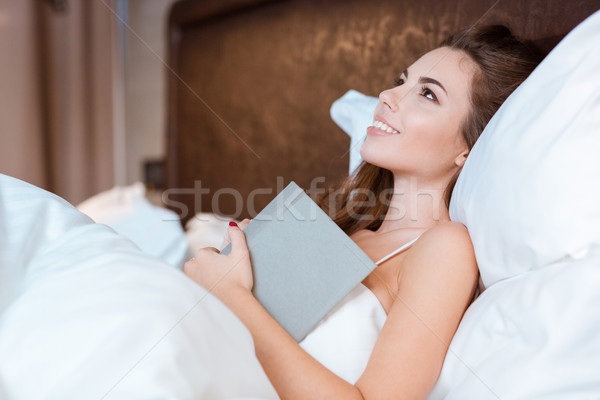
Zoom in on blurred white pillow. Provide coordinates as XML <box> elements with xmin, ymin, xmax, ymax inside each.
<box><xmin>77</xmin><ymin>182</ymin><xmax>188</xmax><ymax>268</ymax></box>
<box><xmin>449</xmin><ymin>10</ymin><xmax>600</xmax><ymax>289</ymax></box>
<box><xmin>330</xmin><ymin>89</ymin><xmax>379</xmax><ymax>173</ymax></box>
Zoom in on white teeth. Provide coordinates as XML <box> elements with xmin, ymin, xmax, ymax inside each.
<box><xmin>372</xmin><ymin>120</ymin><xmax>399</xmax><ymax>134</ymax></box>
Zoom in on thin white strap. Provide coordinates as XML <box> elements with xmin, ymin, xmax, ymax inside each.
<box><xmin>375</xmin><ymin>235</ymin><xmax>421</xmax><ymax>265</ymax></box>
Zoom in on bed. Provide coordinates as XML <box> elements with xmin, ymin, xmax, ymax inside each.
<box><xmin>162</xmin><ymin>0</ymin><xmax>600</xmax><ymax>397</ymax></box>
<box><xmin>1</xmin><ymin>1</ymin><xmax>600</xmax><ymax>399</ymax></box>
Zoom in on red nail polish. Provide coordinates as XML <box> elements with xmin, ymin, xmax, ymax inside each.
<box><xmin>229</xmin><ymin>221</ymin><xmax>238</xmax><ymax>227</ymax></box>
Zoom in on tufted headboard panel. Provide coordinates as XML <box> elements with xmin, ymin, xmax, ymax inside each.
<box><xmin>165</xmin><ymin>0</ymin><xmax>599</xmax><ymax>223</ymax></box>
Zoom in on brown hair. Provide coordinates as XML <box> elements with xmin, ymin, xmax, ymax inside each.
<box><xmin>319</xmin><ymin>25</ymin><xmax>544</xmax><ymax>236</ymax></box>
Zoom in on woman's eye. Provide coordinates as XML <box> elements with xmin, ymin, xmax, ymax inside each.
<box><xmin>393</xmin><ymin>77</ymin><xmax>405</xmax><ymax>87</ymax></box>
<box><xmin>421</xmin><ymin>86</ymin><xmax>438</xmax><ymax>103</ymax></box>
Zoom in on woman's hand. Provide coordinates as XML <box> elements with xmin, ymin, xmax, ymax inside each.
<box><xmin>184</xmin><ymin>222</ymin><xmax>253</xmax><ymax>298</ymax></box>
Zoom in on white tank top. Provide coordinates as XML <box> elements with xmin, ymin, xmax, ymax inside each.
<box><xmin>299</xmin><ymin>235</ymin><xmax>421</xmax><ymax>383</ymax></box>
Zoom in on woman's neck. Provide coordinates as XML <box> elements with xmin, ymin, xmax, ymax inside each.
<box><xmin>377</xmin><ymin>175</ymin><xmax>450</xmax><ymax>234</ymax></box>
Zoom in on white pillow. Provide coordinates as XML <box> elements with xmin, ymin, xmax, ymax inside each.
<box><xmin>450</xmin><ymin>10</ymin><xmax>600</xmax><ymax>288</ymax></box>
<box><xmin>330</xmin><ymin>89</ymin><xmax>379</xmax><ymax>173</ymax></box>
<box><xmin>77</xmin><ymin>182</ymin><xmax>189</xmax><ymax>268</ymax></box>
<box><xmin>0</xmin><ymin>174</ymin><xmax>277</xmax><ymax>399</ymax></box>
<box><xmin>428</xmin><ymin>244</ymin><xmax>600</xmax><ymax>399</ymax></box>
<box><xmin>77</xmin><ymin>182</ymin><xmax>191</xmax><ymax>268</ymax></box>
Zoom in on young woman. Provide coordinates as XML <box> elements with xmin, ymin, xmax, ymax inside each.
<box><xmin>184</xmin><ymin>25</ymin><xmax>542</xmax><ymax>399</ymax></box>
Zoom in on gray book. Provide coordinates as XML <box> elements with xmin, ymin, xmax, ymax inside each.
<box><xmin>221</xmin><ymin>182</ymin><xmax>377</xmax><ymax>342</ymax></box>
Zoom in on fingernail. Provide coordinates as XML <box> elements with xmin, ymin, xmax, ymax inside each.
<box><xmin>229</xmin><ymin>221</ymin><xmax>238</xmax><ymax>227</ymax></box>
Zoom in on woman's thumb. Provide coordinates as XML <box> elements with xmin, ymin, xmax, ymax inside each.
<box><xmin>228</xmin><ymin>222</ymin><xmax>248</xmax><ymax>255</ymax></box>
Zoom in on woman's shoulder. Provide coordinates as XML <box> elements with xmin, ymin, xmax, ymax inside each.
<box><xmin>416</xmin><ymin>221</ymin><xmax>472</xmax><ymax>251</ymax></box>
<box><xmin>405</xmin><ymin>221</ymin><xmax>478</xmax><ymax>278</ymax></box>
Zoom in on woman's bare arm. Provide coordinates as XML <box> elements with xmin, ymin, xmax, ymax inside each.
<box><xmin>185</xmin><ymin>221</ymin><xmax>478</xmax><ymax>399</ymax></box>
<box><xmin>356</xmin><ymin>221</ymin><xmax>478</xmax><ymax>398</ymax></box>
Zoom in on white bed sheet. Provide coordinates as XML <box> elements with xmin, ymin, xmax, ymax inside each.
<box><xmin>0</xmin><ymin>174</ymin><xmax>278</xmax><ymax>400</ymax></box>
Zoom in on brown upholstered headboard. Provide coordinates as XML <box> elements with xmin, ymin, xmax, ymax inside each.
<box><xmin>165</xmin><ymin>0</ymin><xmax>599</xmax><ymax>223</ymax></box>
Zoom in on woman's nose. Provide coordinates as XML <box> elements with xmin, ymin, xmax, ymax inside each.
<box><xmin>379</xmin><ymin>88</ymin><xmax>398</xmax><ymax>112</ymax></box>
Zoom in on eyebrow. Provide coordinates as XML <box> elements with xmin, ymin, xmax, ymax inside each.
<box><xmin>419</xmin><ymin>77</ymin><xmax>447</xmax><ymax>95</ymax></box>
<box><xmin>402</xmin><ymin>69</ymin><xmax>448</xmax><ymax>96</ymax></box>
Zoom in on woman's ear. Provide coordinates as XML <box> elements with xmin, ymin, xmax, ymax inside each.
<box><xmin>454</xmin><ymin>149</ymin><xmax>469</xmax><ymax>168</ymax></box>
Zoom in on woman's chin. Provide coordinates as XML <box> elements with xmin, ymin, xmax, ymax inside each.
<box><xmin>359</xmin><ymin>145</ymin><xmax>383</xmax><ymax>167</ymax></box>
<box><xmin>359</xmin><ymin>154</ymin><xmax>385</xmax><ymax>170</ymax></box>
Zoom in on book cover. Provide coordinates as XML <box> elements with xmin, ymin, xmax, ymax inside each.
<box><xmin>221</xmin><ymin>182</ymin><xmax>377</xmax><ymax>342</ymax></box>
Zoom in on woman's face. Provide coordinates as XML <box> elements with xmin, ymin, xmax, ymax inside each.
<box><xmin>360</xmin><ymin>47</ymin><xmax>476</xmax><ymax>184</ymax></box>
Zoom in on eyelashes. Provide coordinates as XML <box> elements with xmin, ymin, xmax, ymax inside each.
<box><xmin>393</xmin><ymin>76</ymin><xmax>405</xmax><ymax>87</ymax></box>
<box><xmin>420</xmin><ymin>85</ymin><xmax>438</xmax><ymax>103</ymax></box>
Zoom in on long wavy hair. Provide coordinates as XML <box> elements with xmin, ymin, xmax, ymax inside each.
<box><xmin>319</xmin><ymin>25</ymin><xmax>543</xmax><ymax>236</ymax></box>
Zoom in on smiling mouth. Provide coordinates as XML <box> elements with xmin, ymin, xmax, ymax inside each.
<box><xmin>370</xmin><ymin>120</ymin><xmax>400</xmax><ymax>134</ymax></box>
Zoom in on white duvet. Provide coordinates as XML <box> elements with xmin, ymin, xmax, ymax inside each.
<box><xmin>4</xmin><ymin>174</ymin><xmax>599</xmax><ymax>400</ymax></box>
<box><xmin>0</xmin><ymin>174</ymin><xmax>278</xmax><ymax>400</ymax></box>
